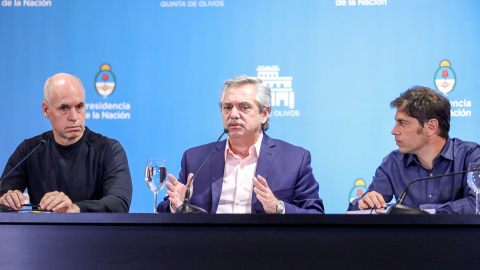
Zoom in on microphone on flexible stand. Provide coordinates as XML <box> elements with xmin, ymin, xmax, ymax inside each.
<box><xmin>176</xmin><ymin>128</ymin><xmax>229</xmax><ymax>214</ymax></box>
<box><xmin>0</xmin><ymin>140</ymin><xmax>46</xmax><ymax>212</ymax></box>
<box><xmin>387</xmin><ymin>168</ymin><xmax>480</xmax><ymax>214</ymax></box>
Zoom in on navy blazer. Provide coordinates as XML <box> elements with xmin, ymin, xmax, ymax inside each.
<box><xmin>157</xmin><ymin>133</ymin><xmax>324</xmax><ymax>214</ymax></box>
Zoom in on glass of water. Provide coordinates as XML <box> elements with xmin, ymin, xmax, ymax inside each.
<box><xmin>467</xmin><ymin>161</ymin><xmax>480</xmax><ymax>214</ymax></box>
<box><xmin>145</xmin><ymin>159</ymin><xmax>167</xmax><ymax>213</ymax></box>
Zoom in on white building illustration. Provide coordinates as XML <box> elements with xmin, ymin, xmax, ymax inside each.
<box><xmin>257</xmin><ymin>65</ymin><xmax>294</xmax><ymax>109</ymax></box>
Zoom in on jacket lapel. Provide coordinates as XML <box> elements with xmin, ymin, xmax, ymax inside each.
<box><xmin>251</xmin><ymin>133</ymin><xmax>276</xmax><ymax>212</ymax></box>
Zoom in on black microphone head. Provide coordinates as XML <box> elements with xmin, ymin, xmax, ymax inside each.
<box><xmin>224</xmin><ymin>127</ymin><xmax>230</xmax><ymax>134</ymax></box>
<box><xmin>39</xmin><ymin>140</ymin><xmax>46</xmax><ymax>146</ymax></box>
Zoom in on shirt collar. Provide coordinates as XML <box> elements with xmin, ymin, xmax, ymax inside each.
<box><xmin>439</xmin><ymin>137</ymin><xmax>453</xmax><ymax>161</ymax></box>
<box><xmin>225</xmin><ymin>132</ymin><xmax>263</xmax><ymax>160</ymax></box>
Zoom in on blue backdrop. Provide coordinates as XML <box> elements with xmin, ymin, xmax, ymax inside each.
<box><xmin>1</xmin><ymin>0</ymin><xmax>478</xmax><ymax>213</ymax></box>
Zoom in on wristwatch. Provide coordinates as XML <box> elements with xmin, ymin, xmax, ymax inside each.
<box><xmin>275</xmin><ymin>200</ymin><xmax>285</xmax><ymax>214</ymax></box>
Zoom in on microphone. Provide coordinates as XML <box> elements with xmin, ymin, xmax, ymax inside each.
<box><xmin>0</xmin><ymin>140</ymin><xmax>46</xmax><ymax>212</ymax></box>
<box><xmin>176</xmin><ymin>128</ymin><xmax>229</xmax><ymax>214</ymax></box>
<box><xmin>387</xmin><ymin>168</ymin><xmax>480</xmax><ymax>214</ymax></box>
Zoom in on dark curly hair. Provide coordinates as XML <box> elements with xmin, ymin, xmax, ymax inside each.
<box><xmin>390</xmin><ymin>86</ymin><xmax>450</xmax><ymax>139</ymax></box>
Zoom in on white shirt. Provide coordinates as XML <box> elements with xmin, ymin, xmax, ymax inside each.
<box><xmin>216</xmin><ymin>133</ymin><xmax>263</xmax><ymax>214</ymax></box>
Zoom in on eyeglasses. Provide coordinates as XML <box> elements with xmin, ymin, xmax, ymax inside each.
<box><xmin>19</xmin><ymin>204</ymin><xmax>53</xmax><ymax>213</ymax></box>
<box><xmin>369</xmin><ymin>203</ymin><xmax>395</xmax><ymax>214</ymax></box>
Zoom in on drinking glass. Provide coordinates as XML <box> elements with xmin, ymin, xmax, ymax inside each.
<box><xmin>145</xmin><ymin>159</ymin><xmax>167</xmax><ymax>213</ymax></box>
<box><xmin>467</xmin><ymin>161</ymin><xmax>480</xmax><ymax>214</ymax></box>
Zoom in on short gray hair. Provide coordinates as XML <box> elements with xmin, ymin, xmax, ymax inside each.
<box><xmin>44</xmin><ymin>73</ymin><xmax>85</xmax><ymax>105</ymax></box>
<box><xmin>219</xmin><ymin>75</ymin><xmax>271</xmax><ymax>131</ymax></box>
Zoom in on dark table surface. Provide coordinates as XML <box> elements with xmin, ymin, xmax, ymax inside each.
<box><xmin>1</xmin><ymin>213</ymin><xmax>479</xmax><ymax>269</ymax></box>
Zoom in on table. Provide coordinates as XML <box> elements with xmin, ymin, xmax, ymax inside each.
<box><xmin>1</xmin><ymin>213</ymin><xmax>479</xmax><ymax>269</ymax></box>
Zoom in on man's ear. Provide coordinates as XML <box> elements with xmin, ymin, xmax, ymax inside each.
<box><xmin>42</xmin><ymin>101</ymin><xmax>50</xmax><ymax>119</ymax></box>
<box><xmin>425</xmin><ymin>118</ymin><xmax>439</xmax><ymax>137</ymax></box>
<box><xmin>261</xmin><ymin>107</ymin><xmax>271</xmax><ymax>124</ymax></box>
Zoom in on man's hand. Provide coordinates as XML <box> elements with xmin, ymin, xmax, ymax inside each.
<box><xmin>253</xmin><ymin>175</ymin><xmax>278</xmax><ymax>214</ymax></box>
<box><xmin>166</xmin><ymin>173</ymin><xmax>194</xmax><ymax>211</ymax></box>
<box><xmin>39</xmin><ymin>191</ymin><xmax>80</xmax><ymax>213</ymax></box>
<box><xmin>0</xmin><ymin>190</ymin><xmax>26</xmax><ymax>210</ymax></box>
<box><xmin>358</xmin><ymin>191</ymin><xmax>387</xmax><ymax>210</ymax></box>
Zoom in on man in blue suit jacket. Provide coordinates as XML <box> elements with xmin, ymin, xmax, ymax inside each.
<box><xmin>157</xmin><ymin>75</ymin><xmax>324</xmax><ymax>214</ymax></box>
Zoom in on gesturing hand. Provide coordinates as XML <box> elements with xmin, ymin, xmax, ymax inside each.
<box><xmin>253</xmin><ymin>175</ymin><xmax>278</xmax><ymax>214</ymax></box>
<box><xmin>166</xmin><ymin>173</ymin><xmax>194</xmax><ymax>211</ymax></box>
